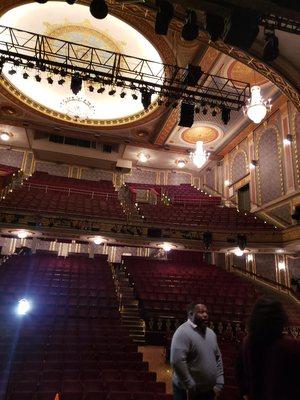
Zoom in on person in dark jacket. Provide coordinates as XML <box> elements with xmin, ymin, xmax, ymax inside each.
<box><xmin>236</xmin><ymin>296</ymin><xmax>300</xmax><ymax>400</ymax></box>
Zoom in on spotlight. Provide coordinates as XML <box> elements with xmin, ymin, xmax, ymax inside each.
<box><xmin>60</xmin><ymin>70</ymin><xmax>67</xmax><ymax>77</ymax></box>
<box><xmin>22</xmin><ymin>72</ymin><xmax>29</xmax><ymax>80</ymax></box>
<box><xmin>132</xmin><ymin>93</ymin><xmax>138</xmax><ymax>100</ymax></box>
<box><xmin>70</xmin><ymin>74</ymin><xmax>82</xmax><ymax>95</ymax></box>
<box><xmin>205</xmin><ymin>13</ymin><xmax>225</xmax><ymax>42</ymax></box>
<box><xmin>66</xmin><ymin>0</ymin><xmax>77</xmax><ymax>4</ymax></box>
<box><xmin>179</xmin><ymin>103</ymin><xmax>194</xmax><ymax>127</ymax></box>
<box><xmin>184</xmin><ymin>64</ymin><xmax>203</xmax><ymax>86</ymax></box>
<box><xmin>35</xmin><ymin>0</ymin><xmax>48</xmax><ymax>3</ymax></box>
<box><xmin>35</xmin><ymin>75</ymin><xmax>41</xmax><ymax>82</ymax></box>
<box><xmin>13</xmin><ymin>60</ymin><xmax>20</xmax><ymax>67</ymax></box>
<box><xmin>263</xmin><ymin>30</ymin><xmax>279</xmax><ymax>62</ymax></box>
<box><xmin>182</xmin><ymin>10</ymin><xmax>199</xmax><ymax>41</ymax></box>
<box><xmin>27</xmin><ymin>61</ymin><xmax>34</xmax><ymax>69</ymax></box>
<box><xmin>88</xmin><ymin>85</ymin><xmax>94</xmax><ymax>92</ymax></box>
<box><xmin>120</xmin><ymin>91</ymin><xmax>126</xmax><ymax>98</ymax></box>
<box><xmin>221</xmin><ymin>107</ymin><xmax>230</xmax><ymax>125</ymax></box>
<box><xmin>90</xmin><ymin>0</ymin><xmax>108</xmax><ymax>20</ymax></box>
<box><xmin>157</xmin><ymin>98</ymin><xmax>163</xmax><ymax>106</ymax></box>
<box><xmin>8</xmin><ymin>68</ymin><xmax>16</xmax><ymax>75</ymax></box>
<box><xmin>202</xmin><ymin>107</ymin><xmax>208</xmax><ymax>115</ymax></box>
<box><xmin>52</xmin><ymin>68</ymin><xmax>60</xmax><ymax>75</ymax></box>
<box><xmin>47</xmin><ymin>76</ymin><xmax>53</xmax><ymax>84</ymax></box>
<box><xmin>16</xmin><ymin>298</ymin><xmax>31</xmax><ymax>316</ymax></box>
<box><xmin>58</xmin><ymin>78</ymin><xmax>65</xmax><ymax>85</ymax></box>
<box><xmin>108</xmin><ymin>88</ymin><xmax>116</xmax><ymax>96</ymax></box>
<box><xmin>97</xmin><ymin>87</ymin><xmax>105</xmax><ymax>93</ymax></box>
<box><xmin>211</xmin><ymin>108</ymin><xmax>217</xmax><ymax>117</ymax></box>
<box><xmin>141</xmin><ymin>89</ymin><xmax>153</xmax><ymax>110</ymax></box>
<box><xmin>195</xmin><ymin>106</ymin><xmax>200</xmax><ymax>114</ymax></box>
<box><xmin>155</xmin><ymin>0</ymin><xmax>174</xmax><ymax>35</ymax></box>
<box><xmin>40</xmin><ymin>65</ymin><xmax>46</xmax><ymax>72</ymax></box>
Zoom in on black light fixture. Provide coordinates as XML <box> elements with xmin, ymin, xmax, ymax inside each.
<box><xmin>108</xmin><ymin>88</ymin><xmax>116</xmax><ymax>96</ymax></box>
<box><xmin>58</xmin><ymin>78</ymin><xmax>65</xmax><ymax>85</ymax></box>
<box><xmin>13</xmin><ymin>60</ymin><xmax>20</xmax><ymax>67</ymax></box>
<box><xmin>88</xmin><ymin>85</ymin><xmax>94</xmax><ymax>92</ymax></box>
<box><xmin>35</xmin><ymin>74</ymin><xmax>41</xmax><ymax>82</ymax></box>
<box><xmin>182</xmin><ymin>10</ymin><xmax>199</xmax><ymax>41</ymax></box>
<box><xmin>8</xmin><ymin>68</ymin><xmax>16</xmax><ymax>75</ymax></box>
<box><xmin>90</xmin><ymin>0</ymin><xmax>108</xmax><ymax>20</ymax></box>
<box><xmin>52</xmin><ymin>68</ymin><xmax>60</xmax><ymax>75</ymax></box>
<box><xmin>70</xmin><ymin>74</ymin><xmax>82</xmax><ymax>95</ymax></box>
<box><xmin>184</xmin><ymin>64</ymin><xmax>203</xmax><ymax>86</ymax></box>
<box><xmin>35</xmin><ymin>0</ymin><xmax>48</xmax><ymax>3</ymax></box>
<box><xmin>47</xmin><ymin>76</ymin><xmax>53</xmax><ymax>84</ymax></box>
<box><xmin>202</xmin><ymin>107</ymin><xmax>208</xmax><ymax>115</ymax></box>
<box><xmin>157</xmin><ymin>98</ymin><xmax>163</xmax><ymax>106</ymax></box>
<box><xmin>60</xmin><ymin>70</ymin><xmax>67</xmax><ymax>77</ymax></box>
<box><xmin>179</xmin><ymin>102</ymin><xmax>195</xmax><ymax>127</ymax></box>
<box><xmin>155</xmin><ymin>0</ymin><xmax>174</xmax><ymax>35</ymax></box>
<box><xmin>22</xmin><ymin>72</ymin><xmax>29</xmax><ymax>79</ymax></box>
<box><xmin>205</xmin><ymin>13</ymin><xmax>225</xmax><ymax>42</ymax></box>
<box><xmin>132</xmin><ymin>93</ymin><xmax>138</xmax><ymax>100</ymax></box>
<box><xmin>263</xmin><ymin>29</ymin><xmax>279</xmax><ymax>62</ymax></box>
<box><xmin>97</xmin><ymin>87</ymin><xmax>105</xmax><ymax>94</ymax></box>
<box><xmin>120</xmin><ymin>91</ymin><xmax>126</xmax><ymax>98</ymax></box>
<box><xmin>66</xmin><ymin>0</ymin><xmax>77</xmax><ymax>4</ymax></box>
<box><xmin>211</xmin><ymin>108</ymin><xmax>217</xmax><ymax>117</ymax></box>
<box><xmin>221</xmin><ymin>107</ymin><xmax>231</xmax><ymax>125</ymax></box>
<box><xmin>27</xmin><ymin>61</ymin><xmax>34</xmax><ymax>69</ymax></box>
<box><xmin>195</xmin><ymin>106</ymin><xmax>200</xmax><ymax>114</ymax></box>
<box><xmin>141</xmin><ymin>89</ymin><xmax>153</xmax><ymax>110</ymax></box>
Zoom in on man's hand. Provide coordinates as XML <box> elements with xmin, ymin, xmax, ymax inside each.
<box><xmin>213</xmin><ymin>386</ymin><xmax>222</xmax><ymax>400</ymax></box>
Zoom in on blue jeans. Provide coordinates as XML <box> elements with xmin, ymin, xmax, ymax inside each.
<box><xmin>173</xmin><ymin>384</ymin><xmax>214</xmax><ymax>400</ymax></box>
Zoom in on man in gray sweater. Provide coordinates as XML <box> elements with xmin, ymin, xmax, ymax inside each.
<box><xmin>170</xmin><ymin>303</ymin><xmax>224</xmax><ymax>400</ymax></box>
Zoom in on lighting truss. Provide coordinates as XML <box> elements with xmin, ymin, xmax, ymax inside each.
<box><xmin>260</xmin><ymin>15</ymin><xmax>300</xmax><ymax>35</ymax></box>
<box><xmin>0</xmin><ymin>25</ymin><xmax>250</xmax><ymax>111</ymax></box>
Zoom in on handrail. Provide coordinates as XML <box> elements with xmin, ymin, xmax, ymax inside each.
<box><xmin>23</xmin><ymin>182</ymin><xmax>117</xmax><ymax>199</ymax></box>
<box><xmin>203</xmin><ymin>184</ymin><xmax>237</xmax><ymax>208</ymax></box>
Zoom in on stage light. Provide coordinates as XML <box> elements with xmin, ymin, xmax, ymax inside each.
<box><xmin>141</xmin><ymin>89</ymin><xmax>152</xmax><ymax>110</ymax></box>
<box><xmin>36</xmin><ymin>0</ymin><xmax>48</xmax><ymax>3</ymax></box>
<box><xmin>132</xmin><ymin>93</ymin><xmax>138</xmax><ymax>100</ymax></box>
<box><xmin>202</xmin><ymin>107</ymin><xmax>208</xmax><ymax>115</ymax></box>
<box><xmin>8</xmin><ymin>68</ymin><xmax>16</xmax><ymax>75</ymax></box>
<box><xmin>90</xmin><ymin>0</ymin><xmax>108</xmax><ymax>20</ymax></box>
<box><xmin>16</xmin><ymin>299</ymin><xmax>31</xmax><ymax>316</ymax></box>
<box><xmin>47</xmin><ymin>76</ymin><xmax>53</xmax><ymax>84</ymax></box>
<box><xmin>179</xmin><ymin>103</ymin><xmax>195</xmax><ymax>127</ymax></box>
<box><xmin>22</xmin><ymin>72</ymin><xmax>29</xmax><ymax>80</ymax></box>
<box><xmin>120</xmin><ymin>91</ymin><xmax>126</xmax><ymax>98</ymax></box>
<box><xmin>58</xmin><ymin>78</ymin><xmax>65</xmax><ymax>85</ymax></box>
<box><xmin>184</xmin><ymin>64</ymin><xmax>203</xmax><ymax>86</ymax></box>
<box><xmin>211</xmin><ymin>108</ymin><xmax>217</xmax><ymax>117</ymax></box>
<box><xmin>182</xmin><ymin>10</ymin><xmax>199</xmax><ymax>41</ymax></box>
<box><xmin>97</xmin><ymin>87</ymin><xmax>105</xmax><ymax>94</ymax></box>
<box><xmin>13</xmin><ymin>60</ymin><xmax>20</xmax><ymax>67</ymax></box>
<box><xmin>66</xmin><ymin>0</ymin><xmax>77</xmax><ymax>4</ymax></box>
<box><xmin>52</xmin><ymin>68</ymin><xmax>60</xmax><ymax>75</ymax></box>
<box><xmin>60</xmin><ymin>70</ymin><xmax>67</xmax><ymax>77</ymax></box>
<box><xmin>27</xmin><ymin>61</ymin><xmax>34</xmax><ymax>69</ymax></box>
<box><xmin>70</xmin><ymin>74</ymin><xmax>82</xmax><ymax>95</ymax></box>
<box><xmin>221</xmin><ymin>107</ymin><xmax>230</xmax><ymax>125</ymax></box>
<box><xmin>205</xmin><ymin>13</ymin><xmax>225</xmax><ymax>42</ymax></box>
<box><xmin>263</xmin><ymin>30</ymin><xmax>279</xmax><ymax>62</ymax></box>
<box><xmin>35</xmin><ymin>75</ymin><xmax>41</xmax><ymax>82</ymax></box>
<box><xmin>108</xmin><ymin>88</ymin><xmax>116</xmax><ymax>96</ymax></box>
<box><xmin>195</xmin><ymin>107</ymin><xmax>200</xmax><ymax>114</ymax></box>
<box><xmin>155</xmin><ymin>0</ymin><xmax>174</xmax><ymax>35</ymax></box>
<box><xmin>157</xmin><ymin>98</ymin><xmax>163</xmax><ymax>106</ymax></box>
<box><xmin>88</xmin><ymin>85</ymin><xmax>94</xmax><ymax>92</ymax></box>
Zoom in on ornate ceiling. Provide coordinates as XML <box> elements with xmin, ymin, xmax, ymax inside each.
<box><xmin>0</xmin><ymin>0</ymin><xmax>297</xmax><ymax>172</ymax></box>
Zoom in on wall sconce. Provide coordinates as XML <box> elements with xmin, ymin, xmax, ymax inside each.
<box><xmin>249</xmin><ymin>160</ymin><xmax>258</xmax><ymax>169</ymax></box>
<box><xmin>283</xmin><ymin>134</ymin><xmax>292</xmax><ymax>146</ymax></box>
<box><xmin>247</xmin><ymin>254</ymin><xmax>253</xmax><ymax>262</ymax></box>
<box><xmin>224</xmin><ymin>180</ymin><xmax>231</xmax><ymax>187</ymax></box>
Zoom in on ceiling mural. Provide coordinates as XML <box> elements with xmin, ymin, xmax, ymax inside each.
<box><xmin>181</xmin><ymin>126</ymin><xmax>219</xmax><ymax>144</ymax></box>
<box><xmin>0</xmin><ymin>2</ymin><xmax>163</xmax><ymax>124</ymax></box>
<box><xmin>226</xmin><ymin>61</ymin><xmax>268</xmax><ymax>87</ymax></box>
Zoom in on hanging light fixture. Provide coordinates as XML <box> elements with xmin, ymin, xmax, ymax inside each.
<box><xmin>190</xmin><ymin>141</ymin><xmax>208</xmax><ymax>168</ymax></box>
<box><xmin>244</xmin><ymin>85</ymin><xmax>271</xmax><ymax>124</ymax></box>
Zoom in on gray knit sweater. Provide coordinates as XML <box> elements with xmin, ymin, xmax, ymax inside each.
<box><xmin>170</xmin><ymin>320</ymin><xmax>224</xmax><ymax>392</ymax></box>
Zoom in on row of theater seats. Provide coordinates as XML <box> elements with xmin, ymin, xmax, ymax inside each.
<box><xmin>0</xmin><ymin>252</ymin><xmax>170</xmax><ymax>400</ymax></box>
<box><xmin>124</xmin><ymin>257</ymin><xmax>258</xmax><ymax>322</ymax></box>
<box><xmin>125</xmin><ymin>182</ymin><xmax>273</xmax><ymax>230</ymax></box>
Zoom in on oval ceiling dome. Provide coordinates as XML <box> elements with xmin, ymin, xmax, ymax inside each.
<box><xmin>0</xmin><ymin>1</ymin><xmax>163</xmax><ymax>125</ymax></box>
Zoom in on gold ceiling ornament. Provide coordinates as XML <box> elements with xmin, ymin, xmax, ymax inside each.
<box><xmin>227</xmin><ymin>61</ymin><xmax>268</xmax><ymax>87</ymax></box>
<box><xmin>181</xmin><ymin>126</ymin><xmax>219</xmax><ymax>144</ymax></box>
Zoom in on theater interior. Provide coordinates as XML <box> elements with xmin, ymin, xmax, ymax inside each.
<box><xmin>0</xmin><ymin>1</ymin><xmax>299</xmax><ymax>399</ymax></box>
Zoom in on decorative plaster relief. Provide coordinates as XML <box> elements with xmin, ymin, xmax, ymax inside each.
<box><xmin>81</xmin><ymin>168</ymin><xmax>113</xmax><ymax>181</ymax></box>
<box><xmin>0</xmin><ymin>148</ymin><xmax>24</xmax><ymax>168</ymax></box>
<box><xmin>35</xmin><ymin>161</ymin><xmax>69</xmax><ymax>177</ymax></box>
<box><xmin>255</xmin><ymin>253</ymin><xmax>276</xmax><ymax>282</ymax></box>
<box><xmin>167</xmin><ymin>171</ymin><xmax>192</xmax><ymax>185</ymax></box>
<box><xmin>231</xmin><ymin>151</ymin><xmax>248</xmax><ymax>183</ymax></box>
<box><xmin>124</xmin><ymin>168</ymin><xmax>157</xmax><ymax>184</ymax></box>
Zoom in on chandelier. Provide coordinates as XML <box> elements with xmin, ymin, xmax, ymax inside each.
<box><xmin>244</xmin><ymin>85</ymin><xmax>271</xmax><ymax>124</ymax></box>
<box><xmin>190</xmin><ymin>141</ymin><xmax>209</xmax><ymax>168</ymax></box>
<box><xmin>60</xmin><ymin>96</ymin><xmax>95</xmax><ymax>120</ymax></box>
